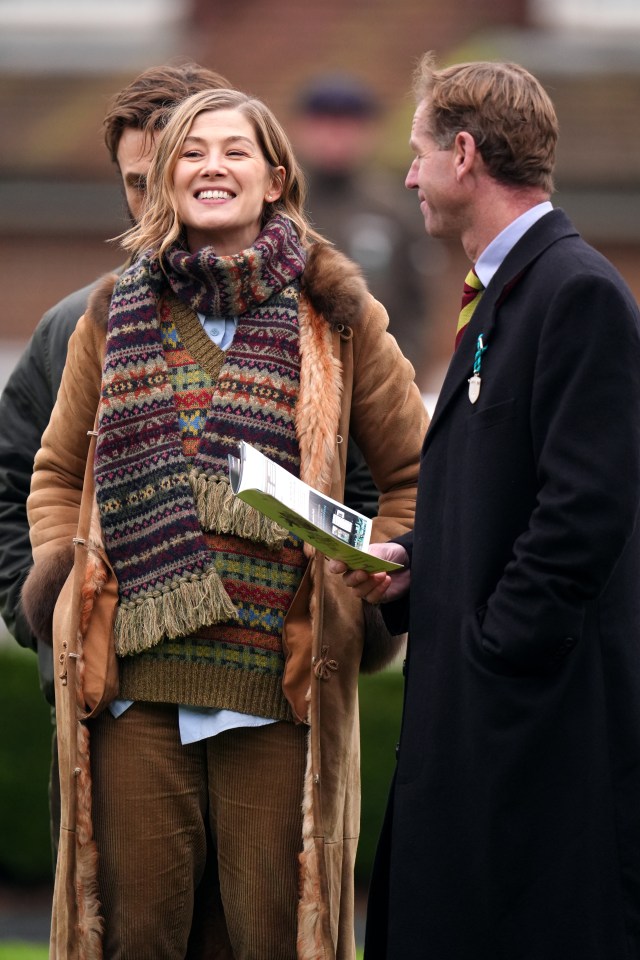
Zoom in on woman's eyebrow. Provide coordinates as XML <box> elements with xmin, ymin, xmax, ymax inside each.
<box><xmin>182</xmin><ymin>134</ymin><xmax>256</xmax><ymax>148</ymax></box>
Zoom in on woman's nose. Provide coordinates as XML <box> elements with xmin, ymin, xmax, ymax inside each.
<box><xmin>201</xmin><ymin>152</ymin><xmax>227</xmax><ymax>177</ymax></box>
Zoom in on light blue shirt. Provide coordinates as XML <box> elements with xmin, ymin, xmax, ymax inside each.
<box><xmin>109</xmin><ymin>310</ymin><xmax>276</xmax><ymax>743</ymax></box>
<box><xmin>474</xmin><ymin>201</ymin><xmax>553</xmax><ymax>289</ymax></box>
<box><xmin>197</xmin><ymin>312</ymin><xmax>238</xmax><ymax>350</ymax></box>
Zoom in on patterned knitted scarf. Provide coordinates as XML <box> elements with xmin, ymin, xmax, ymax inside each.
<box><xmin>95</xmin><ymin>215</ymin><xmax>307</xmax><ymax>655</ymax></box>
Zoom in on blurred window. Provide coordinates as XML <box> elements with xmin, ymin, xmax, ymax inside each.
<box><xmin>533</xmin><ymin>0</ymin><xmax>640</xmax><ymax>28</ymax></box>
<box><xmin>0</xmin><ymin>0</ymin><xmax>186</xmax><ymax>71</ymax></box>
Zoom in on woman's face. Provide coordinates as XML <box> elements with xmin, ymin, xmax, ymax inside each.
<box><xmin>172</xmin><ymin>108</ymin><xmax>285</xmax><ymax>255</ymax></box>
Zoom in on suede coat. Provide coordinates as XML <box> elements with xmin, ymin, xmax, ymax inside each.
<box><xmin>25</xmin><ymin>242</ymin><xmax>428</xmax><ymax>960</ymax></box>
<box><xmin>366</xmin><ymin>209</ymin><xmax>640</xmax><ymax>960</ymax></box>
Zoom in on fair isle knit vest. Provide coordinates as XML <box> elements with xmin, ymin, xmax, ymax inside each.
<box><xmin>118</xmin><ymin>296</ymin><xmax>306</xmax><ymax>718</ymax></box>
<box><xmin>95</xmin><ymin>216</ymin><xmax>308</xmax><ymax>719</ymax></box>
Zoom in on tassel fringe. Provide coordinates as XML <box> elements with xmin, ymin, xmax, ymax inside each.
<box><xmin>189</xmin><ymin>471</ymin><xmax>288</xmax><ymax>549</ymax></box>
<box><xmin>114</xmin><ymin>566</ymin><xmax>238</xmax><ymax>656</ymax></box>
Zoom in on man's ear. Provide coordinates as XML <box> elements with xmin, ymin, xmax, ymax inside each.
<box><xmin>453</xmin><ymin>131</ymin><xmax>477</xmax><ymax>182</ymax></box>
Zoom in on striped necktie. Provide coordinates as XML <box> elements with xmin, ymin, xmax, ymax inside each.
<box><xmin>455</xmin><ymin>268</ymin><xmax>484</xmax><ymax>350</ymax></box>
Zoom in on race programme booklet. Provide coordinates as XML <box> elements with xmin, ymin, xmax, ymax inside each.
<box><xmin>228</xmin><ymin>441</ymin><xmax>402</xmax><ymax>573</ymax></box>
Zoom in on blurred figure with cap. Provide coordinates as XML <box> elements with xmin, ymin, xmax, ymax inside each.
<box><xmin>291</xmin><ymin>72</ymin><xmax>433</xmax><ymax>384</ymax></box>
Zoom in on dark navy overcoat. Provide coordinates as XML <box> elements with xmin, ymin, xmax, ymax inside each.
<box><xmin>366</xmin><ymin>209</ymin><xmax>640</xmax><ymax>960</ymax></box>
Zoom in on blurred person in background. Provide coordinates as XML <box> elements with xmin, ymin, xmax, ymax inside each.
<box><xmin>23</xmin><ymin>87</ymin><xmax>427</xmax><ymax>959</ymax></box>
<box><xmin>290</xmin><ymin>72</ymin><xmax>433</xmax><ymax>385</ymax></box>
<box><xmin>0</xmin><ymin>61</ymin><xmax>230</xmax><ymax>876</ymax></box>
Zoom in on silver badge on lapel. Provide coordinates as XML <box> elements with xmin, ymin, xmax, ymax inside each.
<box><xmin>468</xmin><ymin>334</ymin><xmax>487</xmax><ymax>405</ymax></box>
<box><xmin>468</xmin><ymin>374</ymin><xmax>481</xmax><ymax>404</ymax></box>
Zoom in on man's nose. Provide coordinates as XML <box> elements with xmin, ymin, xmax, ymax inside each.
<box><xmin>405</xmin><ymin>158</ymin><xmax>419</xmax><ymax>190</ymax></box>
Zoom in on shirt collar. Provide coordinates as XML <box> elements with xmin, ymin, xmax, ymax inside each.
<box><xmin>197</xmin><ymin>313</ymin><xmax>239</xmax><ymax>350</ymax></box>
<box><xmin>475</xmin><ymin>201</ymin><xmax>553</xmax><ymax>289</ymax></box>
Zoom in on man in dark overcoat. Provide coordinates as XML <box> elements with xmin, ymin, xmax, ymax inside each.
<box><xmin>332</xmin><ymin>53</ymin><xmax>640</xmax><ymax>959</ymax></box>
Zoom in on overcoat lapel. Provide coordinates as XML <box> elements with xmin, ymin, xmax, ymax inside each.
<box><xmin>423</xmin><ymin>210</ymin><xmax>579</xmax><ymax>451</ymax></box>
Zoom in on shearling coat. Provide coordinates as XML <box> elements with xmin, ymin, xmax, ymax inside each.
<box><xmin>25</xmin><ymin>242</ymin><xmax>428</xmax><ymax>960</ymax></box>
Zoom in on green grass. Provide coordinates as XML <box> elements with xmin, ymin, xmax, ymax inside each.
<box><xmin>0</xmin><ymin>947</ymin><xmax>363</xmax><ymax>960</ymax></box>
<box><xmin>0</xmin><ymin>945</ymin><xmax>48</xmax><ymax>959</ymax></box>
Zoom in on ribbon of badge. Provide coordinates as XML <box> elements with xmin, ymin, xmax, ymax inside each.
<box><xmin>468</xmin><ymin>334</ymin><xmax>487</xmax><ymax>404</ymax></box>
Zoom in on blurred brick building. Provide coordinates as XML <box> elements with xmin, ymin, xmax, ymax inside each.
<box><xmin>0</xmin><ymin>0</ymin><xmax>638</xmax><ymax>394</ymax></box>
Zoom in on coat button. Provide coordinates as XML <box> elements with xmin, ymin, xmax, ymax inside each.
<box><xmin>395</xmin><ymin>742</ymin><xmax>400</xmax><ymax>758</ymax></box>
<box><xmin>558</xmin><ymin>637</ymin><xmax>576</xmax><ymax>654</ymax></box>
<box><xmin>402</xmin><ymin>658</ymin><xmax>407</xmax><ymax>676</ymax></box>
<box><xmin>551</xmin><ymin>637</ymin><xmax>576</xmax><ymax>662</ymax></box>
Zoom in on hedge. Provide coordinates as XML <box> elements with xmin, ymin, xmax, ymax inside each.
<box><xmin>0</xmin><ymin>642</ymin><xmax>405</xmax><ymax>890</ymax></box>
<box><xmin>356</xmin><ymin>667</ymin><xmax>404</xmax><ymax>888</ymax></box>
<box><xmin>0</xmin><ymin>644</ymin><xmax>53</xmax><ymax>883</ymax></box>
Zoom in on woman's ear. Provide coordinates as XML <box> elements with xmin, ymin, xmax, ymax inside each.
<box><xmin>266</xmin><ymin>165</ymin><xmax>286</xmax><ymax>203</ymax></box>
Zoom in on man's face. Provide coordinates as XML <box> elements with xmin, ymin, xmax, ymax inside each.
<box><xmin>405</xmin><ymin>100</ymin><xmax>459</xmax><ymax>239</ymax></box>
<box><xmin>115</xmin><ymin>127</ymin><xmax>157</xmax><ymax>223</ymax></box>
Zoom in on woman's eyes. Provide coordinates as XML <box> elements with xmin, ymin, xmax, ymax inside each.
<box><xmin>180</xmin><ymin>149</ymin><xmax>249</xmax><ymax>160</ymax></box>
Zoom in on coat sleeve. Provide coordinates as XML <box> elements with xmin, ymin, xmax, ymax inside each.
<box><xmin>0</xmin><ymin>297</ymin><xmax>84</xmax><ymax>657</ymax></box>
<box><xmin>346</xmin><ymin>297</ymin><xmax>426</xmax><ymax>657</ymax></box>
<box><xmin>481</xmin><ymin>271</ymin><xmax>640</xmax><ymax>670</ymax></box>
<box><xmin>344</xmin><ymin>436</ymin><xmax>379</xmax><ymax>519</ymax></box>
<box><xmin>22</xmin><ymin>312</ymin><xmax>104</xmax><ymax>646</ymax></box>
<box><xmin>380</xmin><ymin>528</ymin><xmax>414</xmax><ymax>637</ymax></box>
<box><xmin>348</xmin><ymin>295</ymin><xmax>428</xmax><ymax>542</ymax></box>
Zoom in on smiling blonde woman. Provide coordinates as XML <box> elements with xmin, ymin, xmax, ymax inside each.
<box><xmin>24</xmin><ymin>88</ymin><xmax>428</xmax><ymax>960</ymax></box>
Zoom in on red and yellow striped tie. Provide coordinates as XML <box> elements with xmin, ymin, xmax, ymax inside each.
<box><xmin>455</xmin><ymin>268</ymin><xmax>484</xmax><ymax>350</ymax></box>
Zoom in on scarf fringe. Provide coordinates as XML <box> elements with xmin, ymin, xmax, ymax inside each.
<box><xmin>189</xmin><ymin>471</ymin><xmax>288</xmax><ymax>549</ymax></box>
<box><xmin>113</xmin><ymin>567</ymin><xmax>238</xmax><ymax>656</ymax></box>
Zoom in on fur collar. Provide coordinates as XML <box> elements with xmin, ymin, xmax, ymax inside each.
<box><xmin>300</xmin><ymin>242</ymin><xmax>368</xmax><ymax>330</ymax></box>
<box><xmin>87</xmin><ymin>270</ymin><xmax>120</xmax><ymax>330</ymax></box>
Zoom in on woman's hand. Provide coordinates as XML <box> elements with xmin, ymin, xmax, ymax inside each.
<box><xmin>328</xmin><ymin>542</ymin><xmax>410</xmax><ymax>604</ymax></box>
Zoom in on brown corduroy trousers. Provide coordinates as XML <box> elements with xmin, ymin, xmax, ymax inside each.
<box><xmin>89</xmin><ymin>702</ymin><xmax>307</xmax><ymax>960</ymax></box>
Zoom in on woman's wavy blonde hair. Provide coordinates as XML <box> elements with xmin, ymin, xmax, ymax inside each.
<box><xmin>121</xmin><ymin>88</ymin><xmax>324</xmax><ymax>260</ymax></box>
